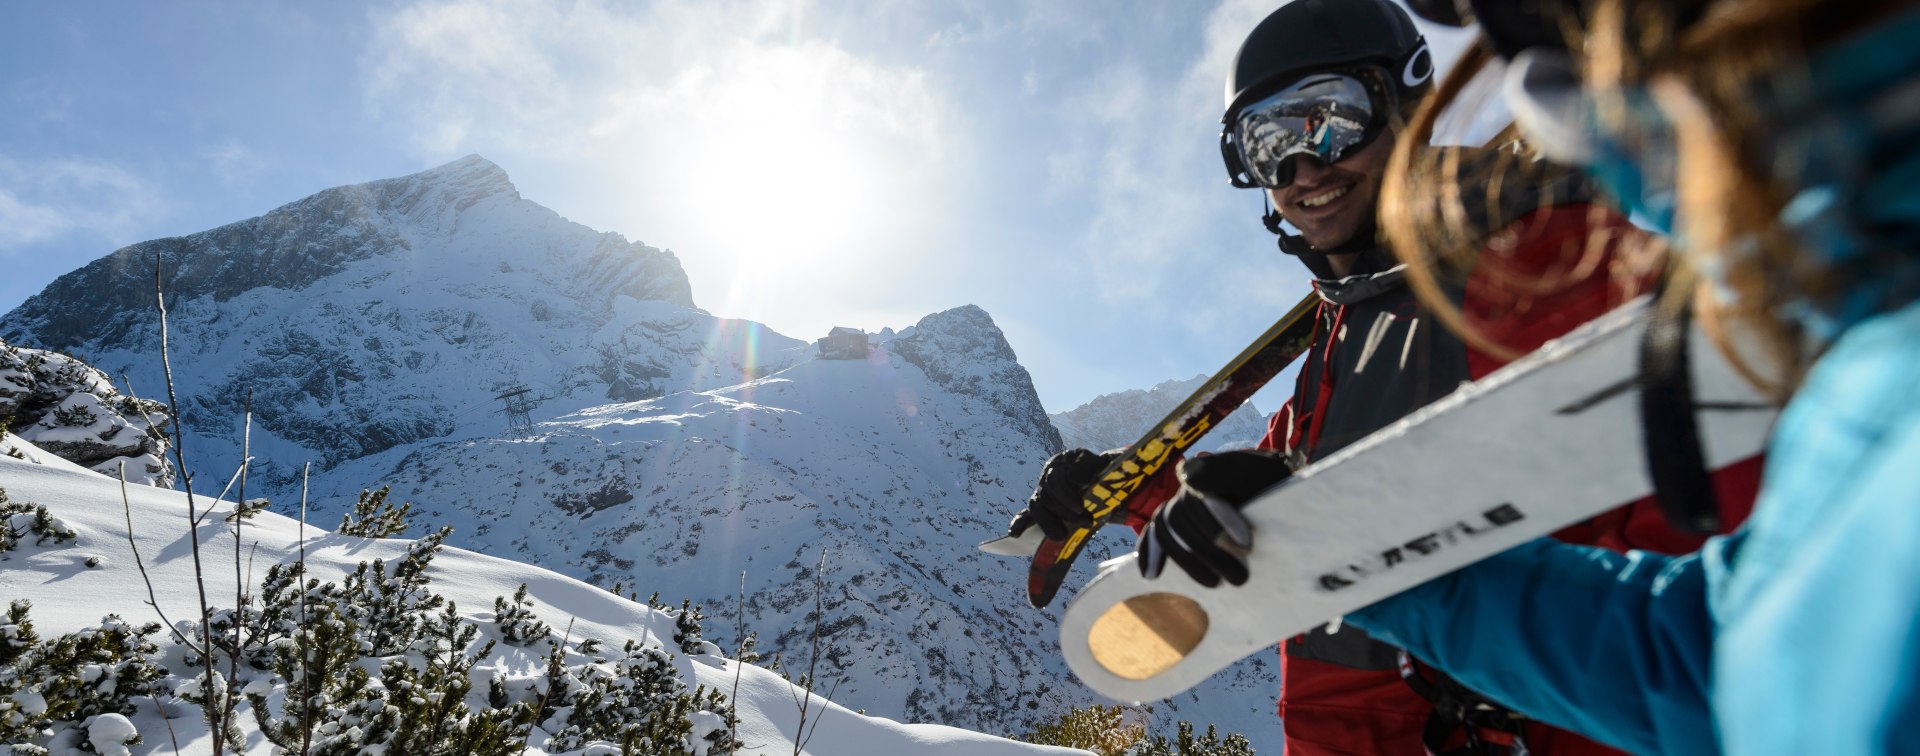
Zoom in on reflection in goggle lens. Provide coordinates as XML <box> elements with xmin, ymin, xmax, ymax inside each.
<box><xmin>1234</xmin><ymin>75</ymin><xmax>1376</xmax><ymax>188</ymax></box>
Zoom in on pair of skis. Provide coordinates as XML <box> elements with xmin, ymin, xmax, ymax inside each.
<box><xmin>1057</xmin><ymin>297</ymin><xmax>1776</xmax><ymax>702</ymax></box>
<box><xmin>980</xmin><ymin>292</ymin><xmax>1323</xmax><ymax>608</ymax></box>
<box><xmin>984</xmin><ymin>292</ymin><xmax>1776</xmax><ymax>704</ymax></box>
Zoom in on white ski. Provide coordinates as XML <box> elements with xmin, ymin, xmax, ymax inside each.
<box><xmin>1059</xmin><ymin>298</ymin><xmax>1777</xmax><ymax>703</ymax></box>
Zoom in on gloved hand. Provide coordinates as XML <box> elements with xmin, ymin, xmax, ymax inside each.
<box><xmin>1007</xmin><ymin>448</ymin><xmax>1121</xmax><ymax>541</ymax></box>
<box><xmin>1137</xmin><ymin>449</ymin><xmax>1293</xmax><ymax>587</ymax></box>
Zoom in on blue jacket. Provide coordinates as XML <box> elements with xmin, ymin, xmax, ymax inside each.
<box><xmin>1349</xmin><ymin>300</ymin><xmax>1920</xmax><ymax>754</ymax></box>
<box><xmin>1349</xmin><ymin>10</ymin><xmax>1920</xmax><ymax>753</ymax></box>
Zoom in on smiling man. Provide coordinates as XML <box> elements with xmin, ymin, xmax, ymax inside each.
<box><xmin>1009</xmin><ymin>0</ymin><xmax>1756</xmax><ymax>753</ymax></box>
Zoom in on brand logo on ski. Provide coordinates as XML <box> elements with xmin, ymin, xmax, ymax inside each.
<box><xmin>1086</xmin><ymin>418</ymin><xmax>1214</xmax><ymax>510</ymax></box>
<box><xmin>1315</xmin><ymin>503</ymin><xmax>1526</xmax><ymax>592</ymax></box>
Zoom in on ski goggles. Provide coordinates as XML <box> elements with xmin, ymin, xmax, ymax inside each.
<box><xmin>1221</xmin><ymin>71</ymin><xmax>1388</xmax><ymax>189</ymax></box>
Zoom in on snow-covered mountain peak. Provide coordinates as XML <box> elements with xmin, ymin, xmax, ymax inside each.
<box><xmin>0</xmin><ymin>158</ymin><xmax>758</xmax><ymax>489</ymax></box>
<box><xmin>893</xmin><ymin>305</ymin><xmax>1063</xmax><ymax>455</ymax></box>
<box><xmin>408</xmin><ymin>152</ymin><xmax>516</xmax><ymax>197</ymax></box>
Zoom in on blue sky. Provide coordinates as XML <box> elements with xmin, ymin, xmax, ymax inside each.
<box><xmin>0</xmin><ymin>0</ymin><xmax>1475</xmax><ymax>413</ymax></box>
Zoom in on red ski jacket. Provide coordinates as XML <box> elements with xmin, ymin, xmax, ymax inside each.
<box><xmin>1122</xmin><ymin>202</ymin><xmax>1760</xmax><ymax>755</ymax></box>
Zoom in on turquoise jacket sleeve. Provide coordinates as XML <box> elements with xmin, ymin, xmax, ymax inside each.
<box><xmin>1346</xmin><ymin>533</ymin><xmax>1732</xmax><ymax>755</ymax></box>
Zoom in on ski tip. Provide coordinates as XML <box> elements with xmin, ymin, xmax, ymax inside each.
<box><xmin>979</xmin><ymin>529</ymin><xmax>1045</xmax><ymax>558</ymax></box>
<box><xmin>1027</xmin><ymin>546</ymin><xmax>1074</xmax><ymax>608</ymax></box>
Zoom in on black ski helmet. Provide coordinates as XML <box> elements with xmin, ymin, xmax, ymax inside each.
<box><xmin>1223</xmin><ymin>0</ymin><xmax>1435</xmax><ymax>271</ymax></box>
<box><xmin>1224</xmin><ymin>0</ymin><xmax>1434</xmax><ymax>123</ymax></box>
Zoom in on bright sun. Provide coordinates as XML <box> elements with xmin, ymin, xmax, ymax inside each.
<box><xmin>675</xmin><ymin>44</ymin><xmax>894</xmax><ymax>273</ymax></box>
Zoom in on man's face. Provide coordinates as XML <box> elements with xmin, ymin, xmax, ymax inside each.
<box><xmin>1264</xmin><ymin>124</ymin><xmax>1395</xmax><ymax>250</ymax></box>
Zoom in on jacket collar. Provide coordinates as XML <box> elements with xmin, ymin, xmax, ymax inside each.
<box><xmin>1313</xmin><ymin>262</ymin><xmax>1409</xmax><ymax>306</ymax></box>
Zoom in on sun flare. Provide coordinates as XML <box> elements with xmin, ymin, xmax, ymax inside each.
<box><xmin>676</xmin><ymin>45</ymin><xmax>893</xmax><ymax>271</ymax></box>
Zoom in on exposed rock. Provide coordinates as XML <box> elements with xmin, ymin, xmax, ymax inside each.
<box><xmin>0</xmin><ymin>339</ymin><xmax>171</xmax><ymax>486</ymax></box>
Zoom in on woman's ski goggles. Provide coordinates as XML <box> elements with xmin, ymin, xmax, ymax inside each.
<box><xmin>1221</xmin><ymin>71</ymin><xmax>1388</xmax><ymax>189</ymax></box>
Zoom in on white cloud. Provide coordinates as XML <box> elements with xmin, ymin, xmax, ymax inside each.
<box><xmin>204</xmin><ymin>141</ymin><xmax>267</xmax><ymax>184</ymax></box>
<box><xmin>1042</xmin><ymin>0</ymin><xmax>1283</xmax><ymax>306</ymax></box>
<box><xmin>0</xmin><ymin>156</ymin><xmax>162</xmax><ymax>251</ymax></box>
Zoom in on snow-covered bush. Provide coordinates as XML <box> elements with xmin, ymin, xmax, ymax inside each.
<box><xmin>0</xmin><ymin>471</ymin><xmax>740</xmax><ymax>755</ymax></box>
<box><xmin>208</xmin><ymin>515</ymin><xmax>734</xmax><ymax>754</ymax></box>
<box><xmin>339</xmin><ymin>525</ymin><xmax>451</xmax><ymax>655</ymax></box>
<box><xmin>1019</xmin><ymin>705</ymin><xmax>1255</xmax><ymax>756</ymax></box>
<box><xmin>647</xmin><ymin>596</ymin><xmax>711</xmax><ymax>657</ymax></box>
<box><xmin>0</xmin><ymin>487</ymin><xmax>77</xmax><ymax>556</ymax></box>
<box><xmin>335</xmin><ymin>485</ymin><xmax>412</xmax><ymax>538</ymax></box>
<box><xmin>0</xmin><ymin>340</ymin><xmax>172</xmax><ymax>486</ymax></box>
<box><xmin>529</xmin><ymin>640</ymin><xmax>740</xmax><ymax>755</ymax></box>
<box><xmin>1019</xmin><ymin>704</ymin><xmax>1143</xmax><ymax>756</ymax></box>
<box><xmin>494</xmin><ymin>583</ymin><xmax>555</xmax><ymax>646</ymax></box>
<box><xmin>0</xmin><ymin>601</ymin><xmax>167</xmax><ymax>754</ymax></box>
<box><xmin>1136</xmin><ymin>721</ymin><xmax>1256</xmax><ymax>756</ymax></box>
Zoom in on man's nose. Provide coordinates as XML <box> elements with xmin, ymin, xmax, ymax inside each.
<box><xmin>1290</xmin><ymin>155</ymin><xmax>1332</xmax><ymax>186</ymax></box>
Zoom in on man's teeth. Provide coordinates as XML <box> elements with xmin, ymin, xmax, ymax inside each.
<box><xmin>1300</xmin><ymin>185</ymin><xmax>1349</xmax><ymax>208</ymax></box>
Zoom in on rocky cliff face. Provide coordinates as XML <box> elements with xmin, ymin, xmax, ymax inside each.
<box><xmin>890</xmin><ymin>305</ymin><xmax>1064</xmax><ymax>456</ymax></box>
<box><xmin>0</xmin><ymin>339</ymin><xmax>171</xmax><ymax>486</ymax></box>
<box><xmin>0</xmin><ymin>156</ymin><xmax>797</xmax><ymax>491</ymax></box>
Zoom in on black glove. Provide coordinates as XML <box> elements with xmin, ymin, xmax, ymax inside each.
<box><xmin>1007</xmin><ymin>448</ymin><xmax>1121</xmax><ymax>541</ymax></box>
<box><xmin>1137</xmin><ymin>449</ymin><xmax>1293</xmax><ymax>587</ymax></box>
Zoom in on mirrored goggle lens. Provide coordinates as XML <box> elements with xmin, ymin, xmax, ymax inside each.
<box><xmin>1233</xmin><ymin>74</ymin><xmax>1375</xmax><ymax>188</ymax></box>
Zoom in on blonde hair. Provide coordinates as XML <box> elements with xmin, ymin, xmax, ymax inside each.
<box><xmin>1382</xmin><ymin>0</ymin><xmax>1908</xmax><ymax>397</ymax></box>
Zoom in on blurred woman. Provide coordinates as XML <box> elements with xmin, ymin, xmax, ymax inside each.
<box><xmin>1343</xmin><ymin>1</ymin><xmax>1920</xmax><ymax>753</ymax></box>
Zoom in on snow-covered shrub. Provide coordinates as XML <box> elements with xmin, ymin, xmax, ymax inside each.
<box><xmin>335</xmin><ymin>485</ymin><xmax>412</xmax><ymax>538</ymax></box>
<box><xmin>0</xmin><ymin>600</ymin><xmax>45</xmax><ymax>744</ymax></box>
<box><xmin>1136</xmin><ymin>721</ymin><xmax>1256</xmax><ymax>756</ymax></box>
<box><xmin>0</xmin><ymin>340</ymin><xmax>172</xmax><ymax>486</ymax></box>
<box><xmin>493</xmin><ymin>583</ymin><xmax>554</xmax><ymax>647</ymax></box>
<box><xmin>239</xmin><ymin>531</ymin><xmax>531</xmax><ymax>754</ymax></box>
<box><xmin>0</xmin><ymin>601</ymin><xmax>167</xmax><ymax>754</ymax></box>
<box><xmin>193</xmin><ymin>509</ymin><xmax>735</xmax><ymax>755</ymax></box>
<box><xmin>359</xmin><ymin>603</ymin><xmax>527</xmax><ymax>755</ymax></box>
<box><xmin>204</xmin><ymin>560</ymin><xmax>320</xmax><ymax>671</ymax></box>
<box><xmin>1020</xmin><ymin>705</ymin><xmax>1255</xmax><ymax>756</ymax></box>
<box><xmin>646</xmin><ymin>596</ymin><xmax>711</xmax><ymax>657</ymax></box>
<box><xmin>536</xmin><ymin>640</ymin><xmax>740</xmax><ymax>755</ymax></box>
<box><xmin>0</xmin><ymin>487</ymin><xmax>77</xmax><ymax>556</ymax></box>
<box><xmin>243</xmin><ymin>589</ymin><xmax>375</xmax><ymax>755</ymax></box>
<box><xmin>339</xmin><ymin>525</ymin><xmax>450</xmax><ymax>655</ymax></box>
<box><xmin>1019</xmin><ymin>704</ymin><xmax>1143</xmax><ymax>756</ymax></box>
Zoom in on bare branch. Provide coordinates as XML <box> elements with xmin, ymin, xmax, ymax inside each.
<box><xmin>155</xmin><ymin>253</ymin><xmax>228</xmax><ymax>755</ymax></box>
<box><xmin>120</xmin><ymin>461</ymin><xmax>185</xmax><ymax>645</ymax></box>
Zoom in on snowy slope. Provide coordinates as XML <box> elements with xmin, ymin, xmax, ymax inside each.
<box><xmin>0</xmin><ymin>440</ymin><xmax>1089</xmax><ymax>756</ymax></box>
<box><xmin>0</xmin><ymin>156</ymin><xmax>809</xmax><ymax>493</ymax></box>
<box><xmin>1051</xmin><ymin>374</ymin><xmax>1270</xmax><ymax>454</ymax></box>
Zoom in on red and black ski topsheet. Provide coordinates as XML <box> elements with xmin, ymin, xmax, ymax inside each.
<box><xmin>1022</xmin><ymin>292</ymin><xmax>1321</xmax><ymax>607</ymax></box>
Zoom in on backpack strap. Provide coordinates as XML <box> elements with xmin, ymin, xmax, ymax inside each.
<box><xmin>1399</xmin><ymin>650</ymin><xmax>1532</xmax><ymax>756</ymax></box>
<box><xmin>1638</xmin><ymin>277</ymin><xmax>1724</xmax><ymax>534</ymax></box>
